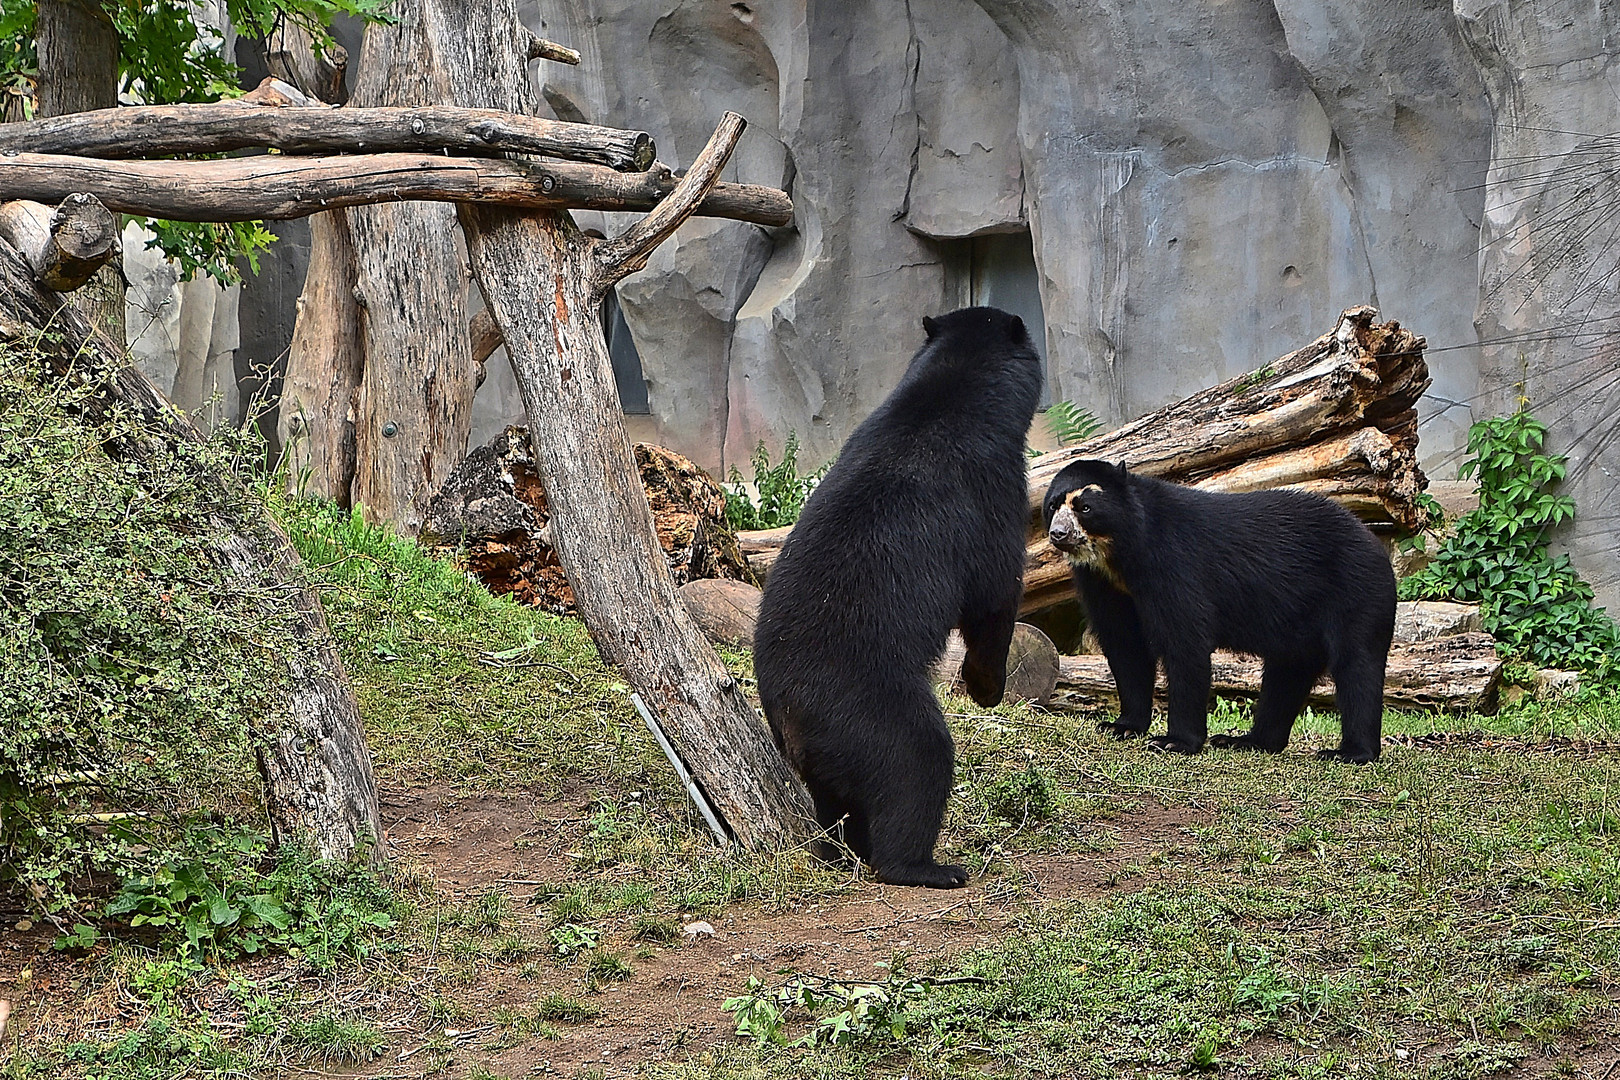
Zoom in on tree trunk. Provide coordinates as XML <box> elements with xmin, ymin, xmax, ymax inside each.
<box><xmin>0</xmin><ymin>236</ymin><xmax>384</xmax><ymax>866</ymax></box>
<box><xmin>343</xmin><ymin>0</ymin><xmax>476</xmax><ymax>534</ymax></box>
<box><xmin>420</xmin><ymin>0</ymin><xmax>813</xmax><ymax>849</ymax></box>
<box><xmin>461</xmin><ymin>203</ymin><xmax>814</xmax><ymax>849</ymax></box>
<box><xmin>33</xmin><ymin>0</ymin><xmax>123</xmax><ymax>346</ymax></box>
<box><xmin>269</xmin><ymin>29</ymin><xmax>361</xmax><ymax>505</ymax></box>
<box><xmin>1049</xmin><ymin>634</ymin><xmax>1504</xmax><ymax>715</ymax></box>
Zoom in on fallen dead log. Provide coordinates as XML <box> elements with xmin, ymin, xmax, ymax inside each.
<box><xmin>1025</xmin><ymin>307</ymin><xmax>1427</xmax><ymax>510</ymax></box>
<box><xmin>1049</xmin><ymin>633</ymin><xmax>1504</xmax><ymax>716</ymax></box>
<box><xmin>0</xmin><ymin>152</ymin><xmax>794</xmax><ymax>227</ymax></box>
<box><xmin>0</xmin><ymin>95</ymin><xmax>656</xmax><ymax>171</ymax></box>
<box><xmin>0</xmin><ymin>237</ymin><xmax>384</xmax><ymax>866</ymax></box>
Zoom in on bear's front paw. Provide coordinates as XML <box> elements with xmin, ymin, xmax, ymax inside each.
<box><xmin>1209</xmin><ymin>733</ymin><xmax>1285</xmax><ymax>754</ymax></box>
<box><xmin>961</xmin><ymin>660</ymin><xmax>1006</xmax><ymax>709</ymax></box>
<box><xmin>1097</xmin><ymin>720</ymin><xmax>1150</xmax><ymax>739</ymax></box>
<box><xmin>875</xmin><ymin>861</ymin><xmax>970</xmax><ymax>889</ymax></box>
<box><xmin>1314</xmin><ymin>746</ymin><xmax>1381</xmax><ymax>765</ymax></box>
<box><xmin>1146</xmin><ymin>734</ymin><xmax>1203</xmax><ymax>755</ymax></box>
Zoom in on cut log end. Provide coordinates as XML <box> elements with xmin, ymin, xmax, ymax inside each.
<box><xmin>0</xmin><ymin>194</ymin><xmax>120</xmax><ymax>293</ymax></box>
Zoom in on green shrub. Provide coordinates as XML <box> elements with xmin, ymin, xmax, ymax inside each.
<box><xmin>80</xmin><ymin>826</ymin><xmax>398</xmax><ymax>967</ymax></box>
<box><xmin>723</xmin><ymin>431</ymin><xmax>828</xmax><ymax>530</ymax></box>
<box><xmin>0</xmin><ymin>335</ymin><xmax>287</xmax><ymax>912</ymax></box>
<box><xmin>1402</xmin><ymin>411</ymin><xmax>1620</xmax><ymax>677</ymax></box>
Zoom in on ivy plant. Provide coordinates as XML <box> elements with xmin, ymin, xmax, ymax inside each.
<box><xmin>1401</xmin><ymin>410</ymin><xmax>1620</xmax><ymax>678</ymax></box>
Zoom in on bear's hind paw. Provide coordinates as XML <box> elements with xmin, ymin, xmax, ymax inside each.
<box><xmin>1146</xmin><ymin>734</ymin><xmax>1203</xmax><ymax>755</ymax></box>
<box><xmin>875</xmin><ymin>862</ymin><xmax>969</xmax><ymax>889</ymax></box>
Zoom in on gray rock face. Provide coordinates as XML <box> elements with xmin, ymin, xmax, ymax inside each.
<box><xmin>198</xmin><ymin>0</ymin><xmax>1616</xmax><ymax>612</ymax></box>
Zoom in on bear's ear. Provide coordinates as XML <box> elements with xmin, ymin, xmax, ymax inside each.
<box><xmin>922</xmin><ymin>315</ymin><xmax>940</xmax><ymax>340</ymax></box>
<box><xmin>1007</xmin><ymin>314</ymin><xmax>1027</xmax><ymax>342</ymax></box>
<box><xmin>1115</xmin><ymin>460</ymin><xmax>1130</xmax><ymax>479</ymax></box>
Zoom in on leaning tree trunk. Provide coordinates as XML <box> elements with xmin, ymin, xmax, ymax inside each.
<box><xmin>343</xmin><ymin>0</ymin><xmax>478</xmax><ymax>532</ymax></box>
<box><xmin>33</xmin><ymin>0</ymin><xmax>124</xmax><ymax>345</ymax></box>
<box><xmin>415</xmin><ymin>0</ymin><xmax>814</xmax><ymax>849</ymax></box>
<box><xmin>0</xmin><ymin>208</ymin><xmax>384</xmax><ymax>866</ymax></box>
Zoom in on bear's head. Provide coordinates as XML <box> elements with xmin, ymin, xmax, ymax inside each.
<box><xmin>1043</xmin><ymin>459</ymin><xmax>1133</xmax><ymax>587</ymax></box>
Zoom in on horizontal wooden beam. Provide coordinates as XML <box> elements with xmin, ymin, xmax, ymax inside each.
<box><xmin>0</xmin><ymin>153</ymin><xmax>794</xmax><ymax>228</ymax></box>
<box><xmin>0</xmin><ymin>101</ymin><xmax>655</xmax><ymax>172</ymax></box>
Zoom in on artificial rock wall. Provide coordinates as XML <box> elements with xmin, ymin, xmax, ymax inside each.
<box><xmin>459</xmin><ymin>0</ymin><xmax>1611</xmax><ymax>609</ymax></box>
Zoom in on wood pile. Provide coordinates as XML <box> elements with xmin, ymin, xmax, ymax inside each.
<box><xmin>422</xmin><ymin>427</ymin><xmax>755</xmax><ymax>614</ymax></box>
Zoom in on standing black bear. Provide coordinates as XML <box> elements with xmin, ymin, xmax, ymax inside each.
<box><xmin>1042</xmin><ymin>460</ymin><xmax>1396</xmax><ymax>762</ymax></box>
<box><xmin>754</xmin><ymin>307</ymin><xmax>1043</xmax><ymax>888</ymax></box>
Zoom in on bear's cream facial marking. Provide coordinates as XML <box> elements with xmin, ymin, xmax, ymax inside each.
<box><xmin>1048</xmin><ymin>487</ymin><xmax>1128</xmax><ymax>592</ymax></box>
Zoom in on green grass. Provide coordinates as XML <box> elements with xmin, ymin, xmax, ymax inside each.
<box><xmin>8</xmin><ymin>494</ymin><xmax>1619</xmax><ymax>1080</ymax></box>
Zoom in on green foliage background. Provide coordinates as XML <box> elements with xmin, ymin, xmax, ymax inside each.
<box><xmin>1402</xmin><ymin>410</ymin><xmax>1620</xmax><ymax>678</ymax></box>
<box><xmin>0</xmin><ymin>0</ymin><xmax>391</xmax><ymax>283</ymax></box>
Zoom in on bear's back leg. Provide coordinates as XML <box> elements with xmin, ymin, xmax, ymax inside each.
<box><xmin>1210</xmin><ymin>657</ymin><xmax>1323</xmax><ymax>754</ymax></box>
<box><xmin>1320</xmin><ymin>648</ymin><xmax>1385</xmax><ymax>763</ymax></box>
<box><xmin>860</xmin><ymin>683</ymin><xmax>967</xmax><ymax>889</ymax></box>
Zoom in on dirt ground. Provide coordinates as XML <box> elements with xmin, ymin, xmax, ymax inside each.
<box><xmin>371</xmin><ymin>785</ymin><xmax>1205</xmax><ymax>1077</ymax></box>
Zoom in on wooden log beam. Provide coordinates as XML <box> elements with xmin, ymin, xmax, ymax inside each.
<box><xmin>1024</xmin><ymin>306</ymin><xmax>1430</xmax><ymax>516</ymax></box>
<box><xmin>0</xmin><ymin>195</ymin><xmax>118</xmax><ymax>292</ymax></box>
<box><xmin>0</xmin><ymin>152</ymin><xmax>793</xmax><ymax>227</ymax></box>
<box><xmin>0</xmin><ymin>98</ymin><xmax>656</xmax><ymax>172</ymax></box>
<box><xmin>1050</xmin><ymin>633</ymin><xmax>1504</xmax><ymax>716</ymax></box>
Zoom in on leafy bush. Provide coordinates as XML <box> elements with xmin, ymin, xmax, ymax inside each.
<box><xmin>0</xmin><ymin>336</ymin><xmax>287</xmax><ymax>911</ymax></box>
<box><xmin>982</xmin><ymin>765</ymin><xmax>1057</xmax><ymax>824</ymax></box>
<box><xmin>1401</xmin><ymin>411</ymin><xmax>1620</xmax><ymax>677</ymax></box>
<box><xmin>724</xmin><ymin>432</ymin><xmax>828</xmax><ymax>530</ymax></box>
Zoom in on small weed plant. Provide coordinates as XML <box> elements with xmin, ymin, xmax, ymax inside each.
<box><xmin>62</xmin><ymin>826</ymin><xmax>397</xmax><ymax>968</ymax></box>
<box><xmin>1043</xmin><ymin>399</ymin><xmax>1103</xmax><ymax>447</ymax></box>
<box><xmin>1402</xmin><ymin>410</ymin><xmax>1620</xmax><ymax>677</ymax></box>
<box><xmin>723</xmin><ymin>966</ymin><xmax>952</xmax><ymax>1048</ymax></box>
<box><xmin>724</xmin><ymin>432</ymin><xmax>828</xmax><ymax>530</ymax></box>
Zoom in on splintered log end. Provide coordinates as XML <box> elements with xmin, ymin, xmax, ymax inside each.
<box><xmin>0</xmin><ymin>194</ymin><xmax>119</xmax><ymax>293</ymax></box>
<box><xmin>527</xmin><ymin>34</ymin><xmax>582</xmax><ymax>65</ymax></box>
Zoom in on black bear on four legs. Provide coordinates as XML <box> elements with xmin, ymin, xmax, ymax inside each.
<box><xmin>1042</xmin><ymin>461</ymin><xmax>1396</xmax><ymax>763</ymax></box>
<box><xmin>754</xmin><ymin>307</ymin><xmax>1043</xmax><ymax>888</ymax></box>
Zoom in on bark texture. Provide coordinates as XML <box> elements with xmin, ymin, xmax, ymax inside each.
<box><xmin>344</xmin><ymin>0</ymin><xmax>476</xmax><ymax>534</ymax></box>
<box><xmin>0</xmin><ymin>100</ymin><xmax>655</xmax><ymax>171</ymax></box>
<box><xmin>0</xmin><ymin>152</ymin><xmax>794</xmax><ymax>226</ymax></box>
<box><xmin>0</xmin><ymin>238</ymin><xmax>384</xmax><ymax>866</ymax></box>
<box><xmin>33</xmin><ymin>0</ymin><xmax>122</xmax><ymax>344</ymax></box>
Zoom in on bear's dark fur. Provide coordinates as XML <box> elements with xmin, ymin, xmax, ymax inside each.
<box><xmin>1042</xmin><ymin>460</ymin><xmax>1396</xmax><ymax>762</ymax></box>
<box><xmin>754</xmin><ymin>307</ymin><xmax>1043</xmax><ymax>888</ymax></box>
